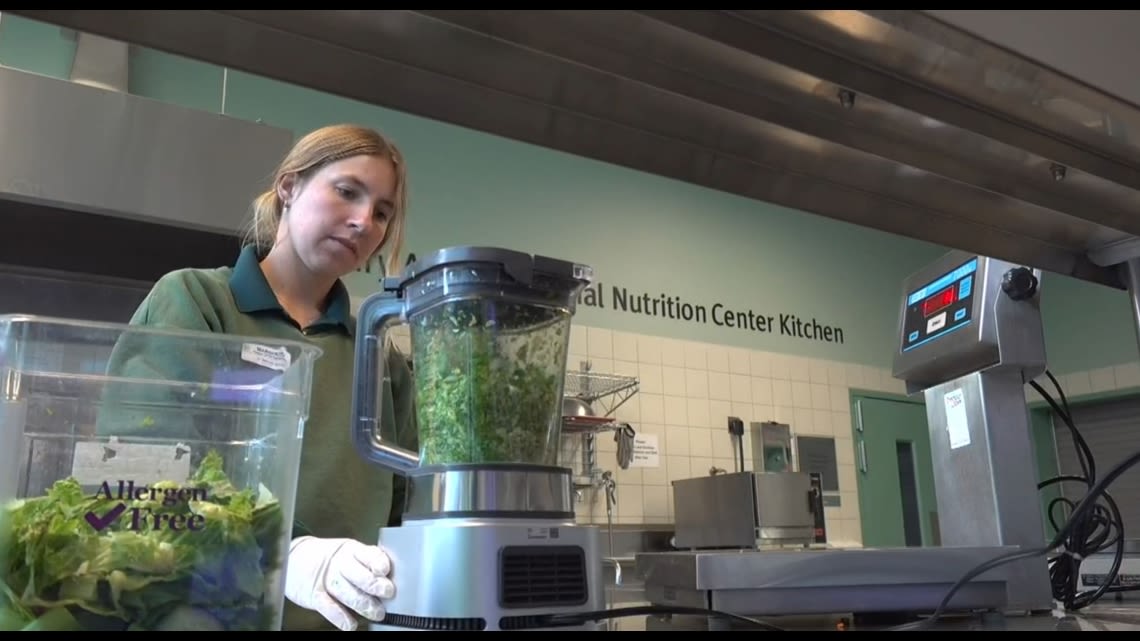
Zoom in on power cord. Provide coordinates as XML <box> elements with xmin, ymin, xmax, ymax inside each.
<box><xmin>537</xmin><ymin>604</ymin><xmax>786</xmax><ymax>631</ymax></box>
<box><xmin>888</xmin><ymin>370</ymin><xmax>1140</xmax><ymax>630</ymax></box>
<box><xmin>1029</xmin><ymin>370</ymin><xmax>1129</xmax><ymax>611</ymax></box>
<box><xmin>727</xmin><ymin>416</ymin><xmax>745</xmax><ymax>473</ymax></box>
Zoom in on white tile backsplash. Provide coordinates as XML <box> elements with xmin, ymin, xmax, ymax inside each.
<box><xmin>561</xmin><ymin>326</ymin><xmax>896</xmax><ymax>545</ymax></box>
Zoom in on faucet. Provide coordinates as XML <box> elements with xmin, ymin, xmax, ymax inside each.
<box><xmin>599</xmin><ymin>470</ymin><xmax>622</xmax><ymax>607</ymax></box>
<box><xmin>602</xmin><ymin>471</ymin><xmax>617</xmax><ymax>513</ymax></box>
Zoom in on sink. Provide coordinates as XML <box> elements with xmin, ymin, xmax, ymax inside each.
<box><xmin>596</xmin><ymin>524</ymin><xmax>675</xmax><ymax>630</ymax></box>
<box><xmin>602</xmin><ymin>523</ymin><xmax>674</xmax><ymax>559</ymax></box>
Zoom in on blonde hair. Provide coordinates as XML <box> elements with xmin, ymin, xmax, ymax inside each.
<box><xmin>245</xmin><ymin>124</ymin><xmax>409</xmax><ymax>276</ymax></box>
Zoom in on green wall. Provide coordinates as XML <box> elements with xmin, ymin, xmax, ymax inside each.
<box><xmin>0</xmin><ymin>15</ymin><xmax>1135</xmax><ymax>376</ymax></box>
<box><xmin>1030</xmin><ymin>407</ymin><xmax>1063</xmax><ymax>540</ymax></box>
<box><xmin>1039</xmin><ymin>274</ymin><xmax>1136</xmax><ymax>375</ymax></box>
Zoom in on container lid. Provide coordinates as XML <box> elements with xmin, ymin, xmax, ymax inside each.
<box><xmin>383</xmin><ymin>246</ymin><xmax>593</xmax><ymax>292</ymax></box>
<box><xmin>0</xmin><ymin>313</ymin><xmax>324</xmax><ymax>359</ymax></box>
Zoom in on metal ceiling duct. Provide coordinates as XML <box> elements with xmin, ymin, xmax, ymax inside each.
<box><xmin>0</xmin><ymin>36</ymin><xmax>294</xmax><ymax>282</ymax></box>
<box><xmin>0</xmin><ymin>64</ymin><xmax>293</xmax><ymax>238</ymax></box>
<box><xmin>69</xmin><ymin>31</ymin><xmax>128</xmax><ymax>92</ymax></box>
<box><xmin>8</xmin><ymin>10</ymin><xmax>1140</xmax><ymax>289</ymax></box>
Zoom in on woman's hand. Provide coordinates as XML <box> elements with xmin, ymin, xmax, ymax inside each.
<box><xmin>284</xmin><ymin>536</ymin><xmax>395</xmax><ymax>631</ymax></box>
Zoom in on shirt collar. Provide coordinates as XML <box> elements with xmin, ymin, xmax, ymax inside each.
<box><xmin>229</xmin><ymin>245</ymin><xmax>353</xmax><ymax>334</ymax></box>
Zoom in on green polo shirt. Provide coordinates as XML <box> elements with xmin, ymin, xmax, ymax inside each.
<box><xmin>96</xmin><ymin>245</ymin><xmax>417</xmax><ymax>631</ymax></box>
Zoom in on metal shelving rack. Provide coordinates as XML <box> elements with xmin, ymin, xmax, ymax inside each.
<box><xmin>563</xmin><ymin>362</ymin><xmax>639</xmax><ymax>419</ymax></box>
<box><xmin>561</xmin><ymin>361</ymin><xmax>640</xmax><ymax>497</ymax></box>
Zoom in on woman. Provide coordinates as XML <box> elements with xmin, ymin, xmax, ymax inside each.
<box><xmin>123</xmin><ymin>123</ymin><xmax>417</xmax><ymax>631</ymax></box>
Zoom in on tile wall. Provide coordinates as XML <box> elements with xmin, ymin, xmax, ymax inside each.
<box><xmin>389</xmin><ymin>323</ymin><xmax>1140</xmax><ymax>550</ymax></box>
<box><xmin>1037</xmin><ymin>362</ymin><xmax>1140</xmax><ymax>399</ymax></box>
<box><xmin>559</xmin><ymin>325</ymin><xmax>903</xmax><ymax>548</ymax></box>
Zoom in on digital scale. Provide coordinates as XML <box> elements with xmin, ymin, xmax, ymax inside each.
<box><xmin>892</xmin><ymin>251</ymin><xmax>1054</xmax><ymax>614</ymax></box>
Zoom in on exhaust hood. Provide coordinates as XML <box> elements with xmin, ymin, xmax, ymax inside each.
<box><xmin>0</xmin><ymin>64</ymin><xmax>293</xmax><ymax>238</ymax></box>
<box><xmin>0</xmin><ymin>54</ymin><xmax>293</xmax><ymax>282</ymax></box>
<box><xmin>9</xmin><ymin>10</ymin><xmax>1140</xmax><ymax>289</ymax></box>
<box><xmin>68</xmin><ymin>31</ymin><xmax>128</xmax><ymax>92</ymax></box>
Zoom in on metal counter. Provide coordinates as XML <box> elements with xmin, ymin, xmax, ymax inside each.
<box><xmin>632</xmin><ymin>546</ymin><xmax>1140</xmax><ymax>631</ymax></box>
<box><xmin>635</xmin><ymin>547</ymin><xmax>1015</xmax><ymax>616</ymax></box>
<box><xmin>640</xmin><ymin>604</ymin><xmax>1140</xmax><ymax>631</ymax></box>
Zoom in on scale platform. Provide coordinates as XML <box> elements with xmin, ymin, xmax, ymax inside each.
<box><xmin>635</xmin><ymin>545</ymin><xmax>1026</xmax><ymax>618</ymax></box>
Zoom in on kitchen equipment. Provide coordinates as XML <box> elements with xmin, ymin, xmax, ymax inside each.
<box><xmin>0</xmin><ymin>314</ymin><xmax>320</xmax><ymax>631</ymax></box>
<box><xmin>562</xmin><ymin>396</ymin><xmax>595</xmax><ymax>419</ymax></box>
<box><xmin>351</xmin><ymin>246</ymin><xmax>605</xmax><ymax>631</ymax></box>
<box><xmin>638</xmin><ymin>251</ymin><xmax>1052</xmax><ymax>626</ymax></box>
<box><xmin>892</xmin><ymin>251</ymin><xmax>1053</xmax><ymax>613</ymax></box>
<box><xmin>671</xmin><ymin>471</ymin><xmax>817</xmax><ymax>550</ymax></box>
<box><xmin>727</xmin><ymin>417</ymin><xmax>745</xmax><ymax>473</ymax></box>
<box><xmin>1078</xmin><ymin>539</ymin><xmax>1140</xmax><ymax>601</ymax></box>
<box><xmin>637</xmin><ymin>546</ymin><xmax>1015</xmax><ymax>622</ymax></box>
<box><xmin>561</xmin><ymin>396</ymin><xmax>615</xmax><ymax>433</ymax></box>
<box><xmin>752</xmin><ymin>421</ymin><xmax>793</xmax><ymax>473</ymax></box>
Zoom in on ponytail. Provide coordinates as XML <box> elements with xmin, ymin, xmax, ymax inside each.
<box><xmin>245</xmin><ymin>189</ymin><xmax>283</xmax><ymax>256</ymax></box>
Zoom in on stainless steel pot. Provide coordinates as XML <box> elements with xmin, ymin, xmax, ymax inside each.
<box><xmin>562</xmin><ymin>396</ymin><xmax>595</xmax><ymax>418</ymax></box>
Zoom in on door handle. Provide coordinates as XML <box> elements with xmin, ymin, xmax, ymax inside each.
<box><xmin>858</xmin><ymin>440</ymin><xmax>868</xmax><ymax>473</ymax></box>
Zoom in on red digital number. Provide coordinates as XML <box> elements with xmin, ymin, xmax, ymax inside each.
<box><xmin>922</xmin><ymin>287</ymin><xmax>956</xmax><ymax>316</ymax></box>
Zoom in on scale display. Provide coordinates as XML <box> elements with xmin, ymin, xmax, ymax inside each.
<box><xmin>901</xmin><ymin>258</ymin><xmax>977</xmax><ymax>352</ymax></box>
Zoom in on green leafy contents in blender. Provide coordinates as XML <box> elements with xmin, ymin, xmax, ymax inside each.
<box><xmin>0</xmin><ymin>450</ymin><xmax>286</xmax><ymax>631</ymax></box>
<box><xmin>414</xmin><ymin>300</ymin><xmax>566</xmax><ymax>465</ymax></box>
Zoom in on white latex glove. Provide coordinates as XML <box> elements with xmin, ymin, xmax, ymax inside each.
<box><xmin>284</xmin><ymin>536</ymin><xmax>395</xmax><ymax>631</ymax></box>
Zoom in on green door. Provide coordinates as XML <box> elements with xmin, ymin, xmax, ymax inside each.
<box><xmin>852</xmin><ymin>396</ymin><xmax>939</xmax><ymax>548</ymax></box>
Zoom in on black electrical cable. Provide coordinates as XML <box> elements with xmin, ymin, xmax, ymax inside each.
<box><xmin>727</xmin><ymin>416</ymin><xmax>746</xmax><ymax>473</ymax></box>
<box><xmin>1038</xmin><ymin>473</ymin><xmax>1126</xmax><ymax>609</ymax></box>
<box><xmin>537</xmin><ymin>604</ymin><xmax>787</xmax><ymax>630</ymax></box>
<box><xmin>737</xmin><ymin>437</ymin><xmax>745</xmax><ymax>473</ymax></box>
<box><xmin>888</xmin><ymin>372</ymin><xmax>1140</xmax><ymax>630</ymax></box>
<box><xmin>1029</xmin><ymin>370</ymin><xmax>1129</xmax><ymax>611</ymax></box>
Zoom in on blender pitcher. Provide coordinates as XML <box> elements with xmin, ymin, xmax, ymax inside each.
<box><xmin>351</xmin><ymin>246</ymin><xmax>593</xmax><ymax>474</ymax></box>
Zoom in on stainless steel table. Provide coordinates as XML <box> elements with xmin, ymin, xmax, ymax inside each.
<box><xmin>634</xmin><ymin>547</ymin><xmax>1140</xmax><ymax>631</ymax></box>
<box><xmin>641</xmin><ymin>605</ymin><xmax>1140</xmax><ymax>631</ymax></box>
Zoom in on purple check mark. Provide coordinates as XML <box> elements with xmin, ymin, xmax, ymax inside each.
<box><xmin>85</xmin><ymin>503</ymin><xmax>127</xmax><ymax>531</ymax></box>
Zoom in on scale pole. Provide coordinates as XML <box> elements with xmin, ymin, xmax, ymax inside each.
<box><xmin>1120</xmin><ymin>258</ymin><xmax>1140</xmax><ymax>360</ymax></box>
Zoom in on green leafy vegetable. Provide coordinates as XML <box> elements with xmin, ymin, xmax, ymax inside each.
<box><xmin>413</xmin><ymin>299</ymin><xmax>569</xmax><ymax>465</ymax></box>
<box><xmin>0</xmin><ymin>450</ymin><xmax>286</xmax><ymax>631</ymax></box>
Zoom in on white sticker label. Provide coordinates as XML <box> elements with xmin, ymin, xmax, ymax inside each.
<box><xmin>241</xmin><ymin>343</ymin><xmax>292</xmax><ymax>372</ymax></box>
<box><xmin>71</xmin><ymin>439</ymin><xmax>193</xmax><ymax>487</ymax></box>
<box><xmin>630</xmin><ymin>434</ymin><xmax>660</xmax><ymax>468</ymax></box>
<box><xmin>943</xmin><ymin>388</ymin><xmax>971</xmax><ymax>450</ymax></box>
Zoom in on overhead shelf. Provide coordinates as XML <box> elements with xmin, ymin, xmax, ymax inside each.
<box><xmin>564</xmin><ymin>370</ymin><xmax>639</xmax><ymax>404</ymax></box>
<box><xmin>561</xmin><ymin>365</ymin><xmax>641</xmax><ymax>490</ymax></box>
<box><xmin>562</xmin><ymin>416</ymin><xmax>627</xmax><ymax>435</ymax></box>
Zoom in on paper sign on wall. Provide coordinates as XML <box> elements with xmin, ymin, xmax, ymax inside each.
<box><xmin>630</xmin><ymin>434</ymin><xmax>660</xmax><ymax>468</ymax></box>
<box><xmin>943</xmin><ymin>388</ymin><xmax>971</xmax><ymax>450</ymax></box>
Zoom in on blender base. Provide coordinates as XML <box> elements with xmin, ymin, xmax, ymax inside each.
<box><xmin>370</xmin><ymin>517</ymin><xmax>607</xmax><ymax>631</ymax></box>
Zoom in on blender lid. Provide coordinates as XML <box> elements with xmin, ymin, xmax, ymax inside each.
<box><xmin>389</xmin><ymin>246</ymin><xmax>594</xmax><ymax>289</ymax></box>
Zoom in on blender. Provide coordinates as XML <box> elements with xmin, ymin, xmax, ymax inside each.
<box><xmin>350</xmin><ymin>246</ymin><xmax>606</xmax><ymax>631</ymax></box>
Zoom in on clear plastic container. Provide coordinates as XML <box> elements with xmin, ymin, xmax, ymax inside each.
<box><xmin>409</xmin><ymin>295</ymin><xmax>573</xmax><ymax>466</ymax></box>
<box><xmin>0</xmin><ymin>315</ymin><xmax>321</xmax><ymax>632</ymax></box>
<box><xmin>352</xmin><ymin>246</ymin><xmax>592</xmax><ymax>473</ymax></box>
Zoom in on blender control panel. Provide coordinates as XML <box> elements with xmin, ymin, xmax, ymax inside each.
<box><xmin>901</xmin><ymin>257</ymin><xmax>977</xmax><ymax>352</ymax></box>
